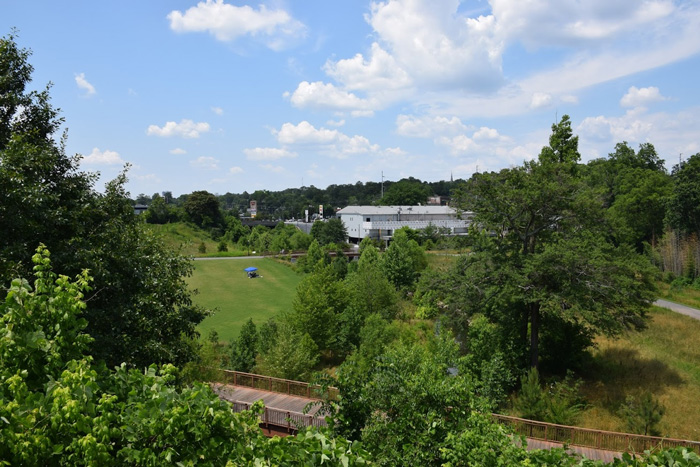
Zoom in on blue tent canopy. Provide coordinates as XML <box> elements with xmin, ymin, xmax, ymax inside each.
<box><xmin>244</xmin><ymin>267</ymin><xmax>258</xmax><ymax>272</ymax></box>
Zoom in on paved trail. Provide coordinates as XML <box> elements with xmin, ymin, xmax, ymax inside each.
<box><xmin>654</xmin><ymin>299</ymin><xmax>700</xmax><ymax>321</ymax></box>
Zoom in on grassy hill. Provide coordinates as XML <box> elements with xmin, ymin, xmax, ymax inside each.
<box><xmin>187</xmin><ymin>258</ymin><xmax>301</xmax><ymax>343</ymax></box>
<box><xmin>145</xmin><ymin>222</ymin><xmax>245</xmax><ymax>257</ymax></box>
<box><xmin>580</xmin><ymin>306</ymin><xmax>700</xmax><ymax>440</ymax></box>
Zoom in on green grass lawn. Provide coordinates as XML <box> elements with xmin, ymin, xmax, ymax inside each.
<box><xmin>187</xmin><ymin>258</ymin><xmax>302</xmax><ymax>343</ymax></box>
<box><xmin>579</xmin><ymin>306</ymin><xmax>700</xmax><ymax>440</ymax></box>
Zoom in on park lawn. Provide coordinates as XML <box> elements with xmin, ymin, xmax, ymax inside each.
<box><xmin>579</xmin><ymin>306</ymin><xmax>700</xmax><ymax>441</ymax></box>
<box><xmin>188</xmin><ymin>258</ymin><xmax>302</xmax><ymax>343</ymax></box>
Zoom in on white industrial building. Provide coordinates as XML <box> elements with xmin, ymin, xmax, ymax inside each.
<box><xmin>337</xmin><ymin>205</ymin><xmax>472</xmax><ymax>243</ymax></box>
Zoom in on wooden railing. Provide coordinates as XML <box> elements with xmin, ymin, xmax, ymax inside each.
<box><xmin>208</xmin><ymin>368</ymin><xmax>339</xmax><ymax>401</ymax></box>
<box><xmin>209</xmin><ymin>369</ymin><xmax>700</xmax><ymax>455</ymax></box>
<box><xmin>492</xmin><ymin>414</ymin><xmax>700</xmax><ymax>455</ymax></box>
<box><xmin>229</xmin><ymin>400</ymin><xmax>327</xmax><ymax>432</ymax></box>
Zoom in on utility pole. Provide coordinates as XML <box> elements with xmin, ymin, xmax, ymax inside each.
<box><xmin>381</xmin><ymin>171</ymin><xmax>384</xmax><ymax>199</ymax></box>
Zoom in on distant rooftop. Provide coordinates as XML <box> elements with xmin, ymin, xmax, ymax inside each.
<box><xmin>337</xmin><ymin>205</ymin><xmax>457</xmax><ymax>215</ymax></box>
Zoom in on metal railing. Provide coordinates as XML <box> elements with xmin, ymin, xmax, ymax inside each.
<box><xmin>492</xmin><ymin>414</ymin><xmax>700</xmax><ymax>454</ymax></box>
<box><xmin>208</xmin><ymin>368</ymin><xmax>339</xmax><ymax>400</ymax></box>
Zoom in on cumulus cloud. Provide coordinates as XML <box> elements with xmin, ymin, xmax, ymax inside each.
<box><xmin>147</xmin><ymin>119</ymin><xmax>210</xmax><ymax>138</ymax></box>
<box><xmin>75</xmin><ymin>73</ymin><xmax>96</xmax><ymax>96</ymax></box>
<box><xmin>167</xmin><ymin>0</ymin><xmax>306</xmax><ymax>50</ymax></box>
<box><xmin>274</xmin><ymin>121</ymin><xmax>381</xmax><ymax>159</ymax></box>
<box><xmin>287</xmin><ymin>0</ymin><xmax>699</xmax><ymax>119</ymax></box>
<box><xmin>170</xmin><ymin>148</ymin><xmax>187</xmax><ymax>155</ymax></box>
<box><xmin>530</xmin><ymin>92</ymin><xmax>552</xmax><ymax>109</ymax></box>
<box><xmin>244</xmin><ymin>147</ymin><xmax>297</xmax><ymax>161</ymax></box>
<box><xmin>620</xmin><ymin>86</ymin><xmax>667</xmax><ymax>108</ymax></box>
<box><xmin>229</xmin><ymin>166</ymin><xmax>243</xmax><ymax>174</ymax></box>
<box><xmin>82</xmin><ymin>147</ymin><xmax>123</xmax><ymax>165</ymax></box>
<box><xmin>190</xmin><ymin>156</ymin><xmax>219</xmax><ymax>169</ymax></box>
<box><xmin>365</xmin><ymin>0</ymin><xmax>503</xmax><ymax>90</ymax></box>
<box><xmin>323</xmin><ymin>42</ymin><xmax>412</xmax><ymax>91</ymax></box>
<box><xmin>288</xmin><ymin>81</ymin><xmax>377</xmax><ymax>112</ymax></box>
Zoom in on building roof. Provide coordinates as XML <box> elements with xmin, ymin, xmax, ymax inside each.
<box><xmin>337</xmin><ymin>205</ymin><xmax>458</xmax><ymax>216</ymax></box>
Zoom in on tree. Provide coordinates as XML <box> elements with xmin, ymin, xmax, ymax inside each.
<box><xmin>255</xmin><ymin>323</ymin><xmax>319</xmax><ymax>381</ymax></box>
<box><xmin>183</xmin><ymin>190</ymin><xmax>223</xmax><ymax>228</ymax></box>
<box><xmin>0</xmin><ymin>35</ymin><xmax>207</xmax><ymax>368</ymax></box>
<box><xmin>453</xmin><ymin>116</ymin><xmax>657</xmax><ymax>370</ymax></box>
<box><xmin>667</xmin><ymin>153</ymin><xmax>700</xmax><ymax>237</ymax></box>
<box><xmin>380</xmin><ymin>229</ymin><xmax>426</xmax><ymax>291</ymax></box>
<box><xmin>380</xmin><ymin>178</ymin><xmax>432</xmax><ymax>205</ymax></box>
<box><xmin>288</xmin><ymin>264</ymin><xmax>349</xmax><ymax>354</ymax></box>
<box><xmin>311</xmin><ymin>218</ymin><xmax>348</xmax><ymax>246</ymax></box>
<box><xmin>229</xmin><ymin>318</ymin><xmax>258</xmax><ymax>372</ymax></box>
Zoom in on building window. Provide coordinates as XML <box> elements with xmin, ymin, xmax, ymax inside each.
<box><xmin>366</xmin><ymin>217</ymin><xmax>370</xmax><ymax>222</ymax></box>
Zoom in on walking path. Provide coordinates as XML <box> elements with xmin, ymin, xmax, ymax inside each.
<box><xmin>654</xmin><ymin>299</ymin><xmax>700</xmax><ymax>321</ymax></box>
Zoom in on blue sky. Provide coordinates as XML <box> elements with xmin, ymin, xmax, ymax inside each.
<box><xmin>4</xmin><ymin>0</ymin><xmax>700</xmax><ymax>197</ymax></box>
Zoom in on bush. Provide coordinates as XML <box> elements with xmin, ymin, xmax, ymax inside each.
<box><xmin>217</xmin><ymin>240</ymin><xmax>228</xmax><ymax>252</ymax></box>
<box><xmin>198</xmin><ymin>242</ymin><xmax>207</xmax><ymax>254</ymax></box>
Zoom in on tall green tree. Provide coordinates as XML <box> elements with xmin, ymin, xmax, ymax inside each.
<box><xmin>0</xmin><ymin>34</ymin><xmax>207</xmax><ymax>369</ymax></box>
<box><xmin>380</xmin><ymin>229</ymin><xmax>427</xmax><ymax>291</ymax></box>
<box><xmin>454</xmin><ymin>116</ymin><xmax>657</xmax><ymax>369</ymax></box>
<box><xmin>183</xmin><ymin>190</ymin><xmax>223</xmax><ymax>228</ymax></box>
<box><xmin>667</xmin><ymin>153</ymin><xmax>700</xmax><ymax>237</ymax></box>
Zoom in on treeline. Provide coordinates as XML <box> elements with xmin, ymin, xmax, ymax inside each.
<box><xmin>135</xmin><ymin>176</ymin><xmax>463</xmax><ymax>223</ymax></box>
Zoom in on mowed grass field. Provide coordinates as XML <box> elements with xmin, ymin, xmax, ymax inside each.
<box><xmin>580</xmin><ymin>306</ymin><xmax>700</xmax><ymax>440</ymax></box>
<box><xmin>187</xmin><ymin>258</ymin><xmax>302</xmax><ymax>343</ymax></box>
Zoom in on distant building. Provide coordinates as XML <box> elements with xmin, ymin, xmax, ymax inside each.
<box><xmin>337</xmin><ymin>205</ymin><xmax>472</xmax><ymax>243</ymax></box>
<box><xmin>134</xmin><ymin>204</ymin><xmax>148</xmax><ymax>215</ymax></box>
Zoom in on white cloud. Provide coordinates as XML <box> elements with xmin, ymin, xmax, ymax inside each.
<box><xmin>260</xmin><ymin>164</ymin><xmax>285</xmax><ymax>173</ymax></box>
<box><xmin>274</xmin><ymin>121</ymin><xmax>382</xmax><ymax>159</ymax></box>
<box><xmin>365</xmin><ymin>0</ymin><xmax>503</xmax><ymax>90</ymax></box>
<box><xmin>326</xmin><ymin>119</ymin><xmax>345</xmax><ymax>127</ymax></box>
<box><xmin>288</xmin><ymin>81</ymin><xmax>377</xmax><ymax>112</ymax></box>
<box><xmin>323</xmin><ymin>42</ymin><xmax>412</xmax><ymax>91</ymax></box>
<box><xmin>244</xmin><ymin>147</ymin><xmax>297</xmax><ymax>161</ymax></box>
<box><xmin>620</xmin><ymin>86</ymin><xmax>667</xmax><ymax>108</ymax></box>
<box><xmin>396</xmin><ymin>114</ymin><xmax>469</xmax><ymax>138</ymax></box>
<box><xmin>491</xmin><ymin>0</ymin><xmax>675</xmax><ymax>47</ymax></box>
<box><xmin>167</xmin><ymin>0</ymin><xmax>306</xmax><ymax>50</ymax></box>
<box><xmin>147</xmin><ymin>119</ymin><xmax>210</xmax><ymax>138</ymax></box>
<box><xmin>190</xmin><ymin>156</ymin><xmax>219</xmax><ymax>169</ymax></box>
<box><xmin>530</xmin><ymin>92</ymin><xmax>552</xmax><ymax>109</ymax></box>
<box><xmin>169</xmin><ymin>148</ymin><xmax>187</xmax><ymax>155</ymax></box>
<box><xmin>211</xmin><ymin>106</ymin><xmax>224</xmax><ymax>115</ymax></box>
<box><xmin>472</xmin><ymin>127</ymin><xmax>501</xmax><ymax>141</ymax></box>
<box><xmin>82</xmin><ymin>148</ymin><xmax>123</xmax><ymax>165</ymax></box>
<box><xmin>75</xmin><ymin>73</ymin><xmax>96</xmax><ymax>96</ymax></box>
<box><xmin>229</xmin><ymin>166</ymin><xmax>243</xmax><ymax>174</ymax></box>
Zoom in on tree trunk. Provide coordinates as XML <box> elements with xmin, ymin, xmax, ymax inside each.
<box><xmin>529</xmin><ymin>303</ymin><xmax>540</xmax><ymax>369</ymax></box>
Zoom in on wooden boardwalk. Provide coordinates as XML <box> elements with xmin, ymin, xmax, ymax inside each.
<box><xmin>209</xmin><ymin>370</ymin><xmax>700</xmax><ymax>462</ymax></box>
<box><xmin>211</xmin><ymin>383</ymin><xmax>623</xmax><ymax>461</ymax></box>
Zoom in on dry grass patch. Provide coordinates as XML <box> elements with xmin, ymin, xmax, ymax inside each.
<box><xmin>579</xmin><ymin>306</ymin><xmax>700</xmax><ymax>440</ymax></box>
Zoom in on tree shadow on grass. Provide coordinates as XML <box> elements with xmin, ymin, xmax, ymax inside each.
<box><xmin>582</xmin><ymin>347</ymin><xmax>684</xmax><ymax>412</ymax></box>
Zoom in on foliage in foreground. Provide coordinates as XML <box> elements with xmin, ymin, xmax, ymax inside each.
<box><xmin>0</xmin><ymin>247</ymin><xmax>370</xmax><ymax>465</ymax></box>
